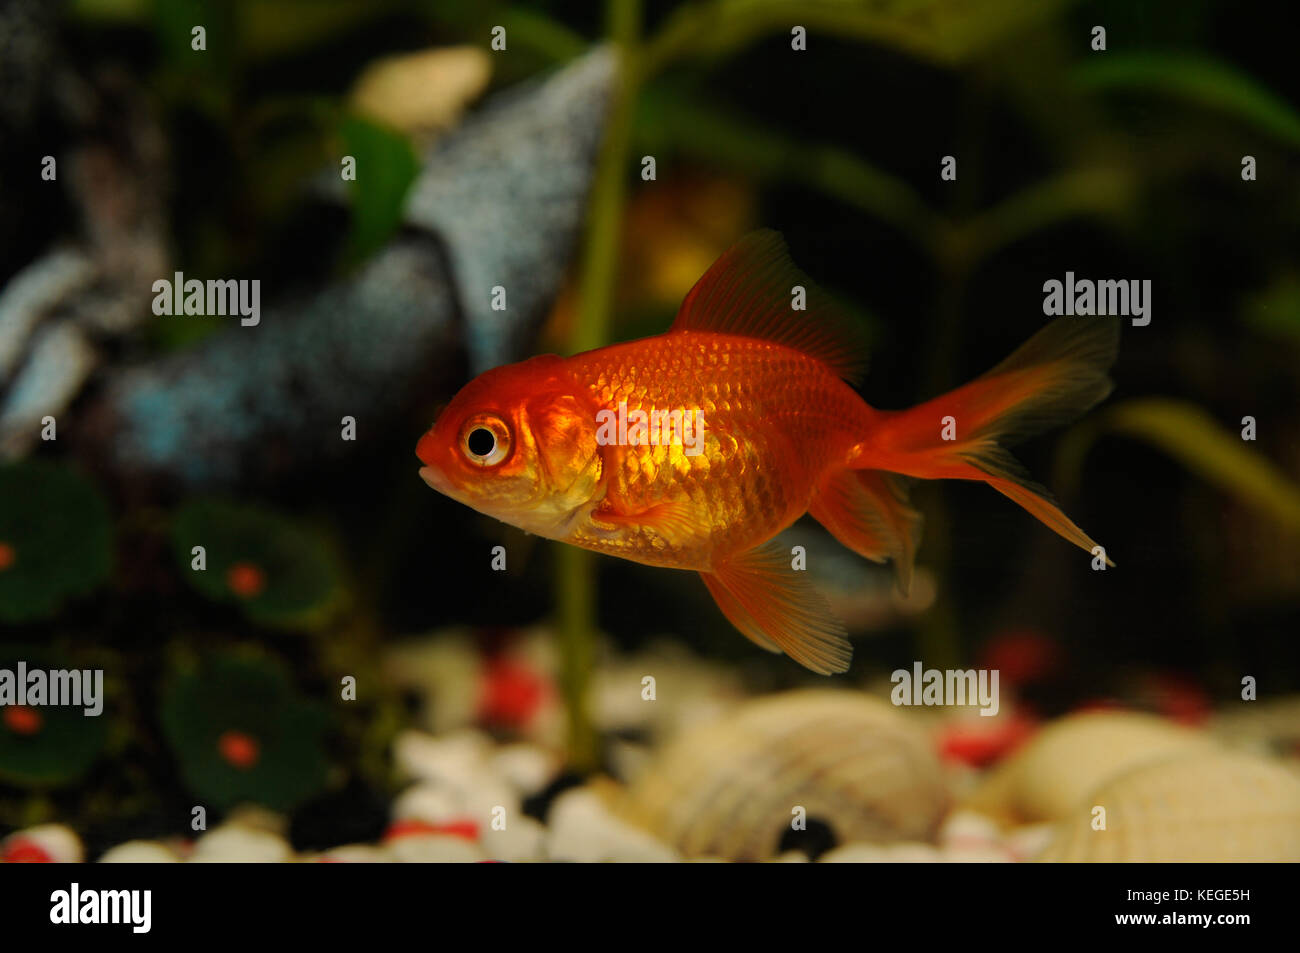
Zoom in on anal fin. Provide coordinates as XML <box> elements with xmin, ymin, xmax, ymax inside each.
<box><xmin>809</xmin><ymin>468</ymin><xmax>924</xmax><ymax>595</ymax></box>
<box><xmin>699</xmin><ymin>544</ymin><xmax>852</xmax><ymax>675</ymax></box>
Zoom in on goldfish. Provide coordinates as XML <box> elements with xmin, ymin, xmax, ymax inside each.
<box><xmin>417</xmin><ymin>231</ymin><xmax>1118</xmax><ymax>674</ymax></box>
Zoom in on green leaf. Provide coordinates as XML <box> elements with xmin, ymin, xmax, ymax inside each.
<box><xmin>1242</xmin><ymin>273</ymin><xmax>1300</xmax><ymax>342</ymax></box>
<box><xmin>69</xmin><ymin>0</ymin><xmax>150</xmax><ymax>21</ymax></box>
<box><xmin>238</xmin><ymin>0</ymin><xmax>399</xmax><ymax>61</ymax></box>
<box><xmin>500</xmin><ymin>6</ymin><xmax>589</xmax><ymax>63</ymax></box>
<box><xmin>0</xmin><ymin>462</ymin><xmax>113</xmax><ymax>624</ymax></box>
<box><xmin>152</xmin><ymin>0</ymin><xmax>236</xmax><ymax>80</ymax></box>
<box><xmin>641</xmin><ymin>0</ymin><xmax>1072</xmax><ymax>75</ymax></box>
<box><xmin>1054</xmin><ymin>399</ymin><xmax>1300</xmax><ymax>532</ymax></box>
<box><xmin>1074</xmin><ymin>53</ymin><xmax>1300</xmax><ymax>150</ymax></box>
<box><xmin>952</xmin><ymin>166</ymin><xmax>1136</xmax><ymax>263</ymax></box>
<box><xmin>339</xmin><ymin>115</ymin><xmax>422</xmax><ymax>266</ymax></box>
<box><xmin>636</xmin><ymin>87</ymin><xmax>940</xmax><ymax>247</ymax></box>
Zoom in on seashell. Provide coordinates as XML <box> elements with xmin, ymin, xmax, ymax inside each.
<box><xmin>820</xmin><ymin>842</ymin><xmax>942</xmax><ymax>863</ymax></box>
<box><xmin>1210</xmin><ymin>696</ymin><xmax>1300</xmax><ymax>757</ymax></box>
<box><xmin>966</xmin><ymin>710</ymin><xmax>1218</xmax><ymax>825</ymax></box>
<box><xmin>1038</xmin><ymin>750</ymin><xmax>1300</xmax><ymax>862</ymax></box>
<box><xmin>617</xmin><ymin>690</ymin><xmax>949</xmax><ymax>861</ymax></box>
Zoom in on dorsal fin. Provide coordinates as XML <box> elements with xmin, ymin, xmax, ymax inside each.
<box><xmin>670</xmin><ymin>229</ymin><xmax>871</xmax><ymax>384</ymax></box>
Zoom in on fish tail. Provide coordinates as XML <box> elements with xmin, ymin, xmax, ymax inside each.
<box><xmin>859</xmin><ymin>316</ymin><xmax>1119</xmax><ymax>565</ymax></box>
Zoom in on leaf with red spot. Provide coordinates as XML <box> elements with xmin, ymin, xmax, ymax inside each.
<box><xmin>0</xmin><ymin>644</ymin><xmax>108</xmax><ymax>788</ymax></box>
<box><xmin>160</xmin><ymin>651</ymin><xmax>330</xmax><ymax>812</ymax></box>
<box><xmin>171</xmin><ymin>499</ymin><xmax>344</xmax><ymax>630</ymax></box>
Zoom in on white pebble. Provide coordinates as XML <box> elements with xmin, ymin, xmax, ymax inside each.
<box><xmin>546</xmin><ymin>788</ymin><xmax>678</xmax><ymax>863</ymax></box>
<box><xmin>1007</xmin><ymin>822</ymin><xmax>1058</xmax><ymax>861</ymax></box>
<box><xmin>489</xmin><ymin>743</ymin><xmax>560</xmax><ymax>797</ymax></box>
<box><xmin>190</xmin><ymin>825</ymin><xmax>294</xmax><ymax>863</ymax></box>
<box><xmin>482</xmin><ymin>816</ymin><xmax>547</xmax><ymax>863</ymax></box>
<box><xmin>393</xmin><ymin>729</ymin><xmax>490</xmax><ymax>785</ymax></box>
<box><xmin>310</xmin><ymin>844</ymin><xmax>395</xmax><ymax>863</ymax></box>
<box><xmin>939</xmin><ymin>809</ymin><xmax>1003</xmax><ymax>847</ymax></box>
<box><xmin>99</xmin><ymin>841</ymin><xmax>180</xmax><ymax>863</ymax></box>
<box><xmin>387</xmin><ymin>833</ymin><xmax>484</xmax><ymax>863</ymax></box>
<box><xmin>391</xmin><ymin>782</ymin><xmax>467</xmax><ymax>824</ymax></box>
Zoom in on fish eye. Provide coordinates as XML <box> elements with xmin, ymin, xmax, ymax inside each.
<box><xmin>460</xmin><ymin>415</ymin><xmax>511</xmax><ymax>467</ymax></box>
<box><xmin>467</xmin><ymin>427</ymin><xmax>495</xmax><ymax>457</ymax></box>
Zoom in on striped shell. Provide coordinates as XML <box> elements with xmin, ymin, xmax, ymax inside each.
<box><xmin>617</xmin><ymin>690</ymin><xmax>948</xmax><ymax>861</ymax></box>
<box><xmin>966</xmin><ymin>711</ymin><xmax>1218</xmax><ymax>825</ymax></box>
<box><xmin>1038</xmin><ymin>751</ymin><xmax>1300</xmax><ymax>862</ymax></box>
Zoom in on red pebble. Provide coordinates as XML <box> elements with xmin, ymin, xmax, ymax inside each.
<box><xmin>477</xmin><ymin>656</ymin><xmax>546</xmax><ymax>728</ymax></box>
<box><xmin>939</xmin><ymin>712</ymin><xmax>1038</xmax><ymax>768</ymax></box>
<box><xmin>2</xmin><ymin>839</ymin><xmax>53</xmax><ymax>863</ymax></box>
<box><xmin>1144</xmin><ymin>674</ymin><xmax>1211</xmax><ymax>726</ymax></box>
<box><xmin>384</xmin><ymin>818</ymin><xmax>479</xmax><ymax>842</ymax></box>
<box><xmin>979</xmin><ymin>629</ymin><xmax>1061</xmax><ymax>687</ymax></box>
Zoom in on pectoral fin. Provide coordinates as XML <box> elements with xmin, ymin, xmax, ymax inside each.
<box><xmin>593</xmin><ymin>499</ymin><xmax>709</xmax><ymax>549</ymax></box>
<box><xmin>699</xmin><ymin>544</ymin><xmax>852</xmax><ymax>675</ymax></box>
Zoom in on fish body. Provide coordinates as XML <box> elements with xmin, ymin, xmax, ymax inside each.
<box><xmin>562</xmin><ymin>331</ymin><xmax>875</xmax><ymax>570</ymax></box>
<box><xmin>417</xmin><ymin>231</ymin><xmax>1118</xmax><ymax>673</ymax></box>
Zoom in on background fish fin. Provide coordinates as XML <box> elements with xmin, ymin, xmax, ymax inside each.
<box><xmin>669</xmin><ymin>229</ymin><xmax>871</xmax><ymax>384</ymax></box>
<box><xmin>699</xmin><ymin>544</ymin><xmax>852</xmax><ymax>675</ymax></box>
<box><xmin>809</xmin><ymin>468</ymin><xmax>924</xmax><ymax>595</ymax></box>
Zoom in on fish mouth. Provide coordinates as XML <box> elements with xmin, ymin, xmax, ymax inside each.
<box><xmin>419</xmin><ymin>465</ymin><xmax>454</xmax><ymax>496</ymax></box>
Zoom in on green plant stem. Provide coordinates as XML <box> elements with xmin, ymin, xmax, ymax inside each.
<box><xmin>555</xmin><ymin>0</ymin><xmax>642</xmax><ymax>773</ymax></box>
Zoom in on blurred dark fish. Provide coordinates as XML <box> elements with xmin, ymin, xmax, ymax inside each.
<box><xmin>3</xmin><ymin>49</ymin><xmax>615</xmax><ymax>487</ymax></box>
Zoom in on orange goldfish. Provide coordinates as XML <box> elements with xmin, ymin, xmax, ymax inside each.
<box><xmin>417</xmin><ymin>231</ymin><xmax>1118</xmax><ymax>674</ymax></box>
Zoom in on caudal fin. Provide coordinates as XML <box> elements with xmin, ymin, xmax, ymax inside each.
<box><xmin>862</xmin><ymin>316</ymin><xmax>1119</xmax><ymax>565</ymax></box>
